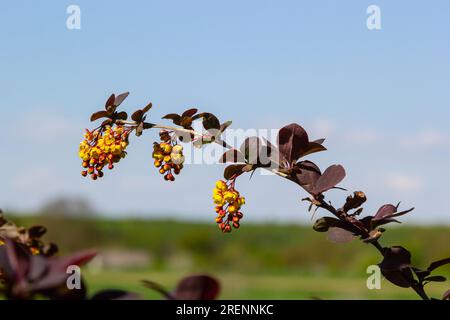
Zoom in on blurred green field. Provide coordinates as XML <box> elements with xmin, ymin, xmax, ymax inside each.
<box><xmin>84</xmin><ymin>270</ymin><xmax>449</xmax><ymax>300</ymax></box>
<box><xmin>9</xmin><ymin>215</ymin><xmax>450</xmax><ymax>299</ymax></box>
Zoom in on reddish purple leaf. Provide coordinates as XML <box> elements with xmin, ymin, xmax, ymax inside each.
<box><xmin>174</xmin><ymin>275</ymin><xmax>220</xmax><ymax>300</ymax></box>
<box><xmin>223</xmin><ymin>164</ymin><xmax>247</xmax><ymax>180</ymax></box>
<box><xmin>115</xmin><ymin>111</ymin><xmax>128</xmax><ymax>120</ymax></box>
<box><xmin>379</xmin><ymin>246</ymin><xmax>411</xmax><ymax>271</ymax></box>
<box><xmin>312</xmin><ymin>165</ymin><xmax>346</xmax><ymax>194</ymax></box>
<box><xmin>302</xmin><ymin>142</ymin><xmax>327</xmax><ymax>157</ymax></box>
<box><xmin>373</xmin><ymin>204</ymin><xmax>397</xmax><ymax>221</ymax></box>
<box><xmin>131</xmin><ymin>110</ymin><xmax>144</xmax><ymax>122</ymax></box>
<box><xmin>382</xmin><ymin>268</ymin><xmax>414</xmax><ymax>288</ymax></box>
<box><xmin>277</xmin><ymin>123</ymin><xmax>309</xmax><ymax>164</ymax></box>
<box><xmin>162</xmin><ymin>113</ymin><xmax>182</xmax><ymax>125</ymax></box>
<box><xmin>90</xmin><ymin>111</ymin><xmax>110</xmax><ymax>122</ymax></box>
<box><xmin>105</xmin><ymin>94</ymin><xmax>115</xmax><ymax>109</ymax></box>
<box><xmin>326</xmin><ymin>227</ymin><xmax>355</xmax><ymax>243</ymax></box>
<box><xmin>142</xmin><ymin>102</ymin><xmax>153</xmax><ymax>113</ymax></box>
<box><xmin>312</xmin><ymin>138</ymin><xmax>325</xmax><ymax>145</ymax></box>
<box><xmin>114</xmin><ymin>92</ymin><xmax>129</xmax><ymax>107</ymax></box>
<box><xmin>182</xmin><ymin>108</ymin><xmax>198</xmax><ymax>118</ymax></box>
<box><xmin>295</xmin><ymin>161</ymin><xmax>321</xmax><ymax>193</ymax></box>
<box><xmin>428</xmin><ymin>258</ymin><xmax>450</xmax><ymax>272</ymax></box>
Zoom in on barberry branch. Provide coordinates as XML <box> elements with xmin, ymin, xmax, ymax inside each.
<box><xmin>77</xmin><ymin>93</ymin><xmax>450</xmax><ymax>300</ymax></box>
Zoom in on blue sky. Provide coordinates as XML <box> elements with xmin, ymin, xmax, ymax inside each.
<box><xmin>1</xmin><ymin>1</ymin><xmax>450</xmax><ymax>224</ymax></box>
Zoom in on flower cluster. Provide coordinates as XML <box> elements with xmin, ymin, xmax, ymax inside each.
<box><xmin>213</xmin><ymin>180</ymin><xmax>245</xmax><ymax>233</ymax></box>
<box><xmin>79</xmin><ymin>125</ymin><xmax>129</xmax><ymax>180</ymax></box>
<box><xmin>152</xmin><ymin>131</ymin><xmax>185</xmax><ymax>181</ymax></box>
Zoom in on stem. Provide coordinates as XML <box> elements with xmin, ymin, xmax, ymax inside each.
<box><xmin>411</xmin><ymin>284</ymin><xmax>430</xmax><ymax>300</ymax></box>
<box><xmin>316</xmin><ymin>197</ymin><xmax>430</xmax><ymax>300</ymax></box>
<box><xmin>151</xmin><ymin>124</ymin><xmax>204</xmax><ymax>137</ymax></box>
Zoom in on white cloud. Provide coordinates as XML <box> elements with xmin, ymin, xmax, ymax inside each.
<box><xmin>384</xmin><ymin>173</ymin><xmax>422</xmax><ymax>192</ymax></box>
<box><xmin>399</xmin><ymin>129</ymin><xmax>449</xmax><ymax>150</ymax></box>
<box><xmin>15</xmin><ymin>112</ymin><xmax>79</xmax><ymax>144</ymax></box>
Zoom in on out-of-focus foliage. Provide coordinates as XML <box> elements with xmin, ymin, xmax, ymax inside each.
<box><xmin>8</xmin><ymin>215</ymin><xmax>450</xmax><ymax>276</ymax></box>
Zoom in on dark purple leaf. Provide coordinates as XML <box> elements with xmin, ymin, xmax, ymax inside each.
<box><xmin>131</xmin><ymin>110</ymin><xmax>144</xmax><ymax>122</ymax></box>
<box><xmin>428</xmin><ymin>258</ymin><xmax>450</xmax><ymax>272</ymax></box>
<box><xmin>51</xmin><ymin>249</ymin><xmax>97</xmax><ymax>272</ymax></box>
<box><xmin>313</xmin><ymin>217</ymin><xmax>340</xmax><ymax>232</ymax></box>
<box><xmin>105</xmin><ymin>94</ymin><xmax>115</xmax><ymax>109</ymax></box>
<box><xmin>115</xmin><ymin>111</ymin><xmax>128</xmax><ymax>121</ymax></box>
<box><xmin>28</xmin><ymin>255</ymin><xmax>48</xmax><ymax>282</ymax></box>
<box><xmin>382</xmin><ymin>268</ymin><xmax>414</xmax><ymax>288</ymax></box>
<box><xmin>411</xmin><ymin>267</ymin><xmax>431</xmax><ymax>281</ymax></box>
<box><xmin>295</xmin><ymin>161</ymin><xmax>321</xmax><ymax>193</ymax></box>
<box><xmin>223</xmin><ymin>164</ymin><xmax>247</xmax><ymax>180</ymax></box>
<box><xmin>424</xmin><ymin>276</ymin><xmax>446</xmax><ymax>283</ymax></box>
<box><xmin>373</xmin><ymin>204</ymin><xmax>397</xmax><ymax>221</ymax></box>
<box><xmin>201</xmin><ymin>113</ymin><xmax>220</xmax><ymax>131</ymax></box>
<box><xmin>0</xmin><ymin>239</ymin><xmax>29</xmax><ymax>281</ymax></box>
<box><xmin>142</xmin><ymin>102</ymin><xmax>153</xmax><ymax>113</ymax></box>
<box><xmin>312</xmin><ymin>138</ymin><xmax>325</xmax><ymax>145</ymax></box>
<box><xmin>143</xmin><ymin>122</ymin><xmax>155</xmax><ymax>129</ymax></box>
<box><xmin>326</xmin><ymin>227</ymin><xmax>355</xmax><ymax>243</ymax></box>
<box><xmin>219</xmin><ymin>121</ymin><xmax>232</xmax><ymax>133</ymax></box>
<box><xmin>302</xmin><ymin>142</ymin><xmax>327</xmax><ymax>157</ymax></box>
<box><xmin>162</xmin><ymin>113</ymin><xmax>182</xmax><ymax>125</ymax></box>
<box><xmin>114</xmin><ymin>92</ymin><xmax>129</xmax><ymax>107</ymax></box>
<box><xmin>182</xmin><ymin>108</ymin><xmax>198</xmax><ymax>118</ymax></box>
<box><xmin>379</xmin><ymin>246</ymin><xmax>411</xmax><ymax>271</ymax></box>
<box><xmin>312</xmin><ymin>165</ymin><xmax>346</xmax><ymax>194</ymax></box>
<box><xmin>277</xmin><ymin>123</ymin><xmax>309</xmax><ymax>164</ymax></box>
<box><xmin>180</xmin><ymin>117</ymin><xmax>193</xmax><ymax>128</ymax></box>
<box><xmin>173</xmin><ymin>275</ymin><xmax>220</xmax><ymax>300</ymax></box>
<box><xmin>90</xmin><ymin>111</ymin><xmax>110</xmax><ymax>122</ymax></box>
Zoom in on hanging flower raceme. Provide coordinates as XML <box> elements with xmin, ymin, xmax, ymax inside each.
<box><xmin>79</xmin><ymin>125</ymin><xmax>130</xmax><ymax>180</ymax></box>
<box><xmin>213</xmin><ymin>180</ymin><xmax>245</xmax><ymax>233</ymax></box>
<box><xmin>152</xmin><ymin>130</ymin><xmax>185</xmax><ymax>181</ymax></box>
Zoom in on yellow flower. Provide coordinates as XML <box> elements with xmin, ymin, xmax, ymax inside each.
<box><xmin>223</xmin><ymin>191</ymin><xmax>237</xmax><ymax>203</ymax></box>
<box><xmin>213</xmin><ymin>195</ymin><xmax>225</xmax><ymax>205</ymax></box>
<box><xmin>152</xmin><ymin>151</ymin><xmax>164</xmax><ymax>160</ymax></box>
<box><xmin>215</xmin><ymin>180</ymin><xmax>227</xmax><ymax>192</ymax></box>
